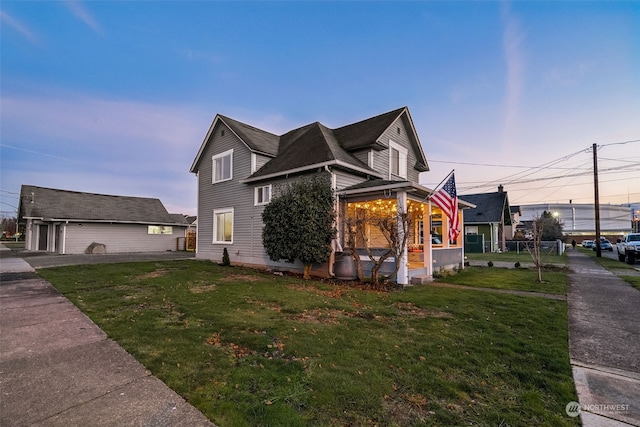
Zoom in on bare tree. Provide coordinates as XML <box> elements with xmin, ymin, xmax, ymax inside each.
<box><xmin>344</xmin><ymin>205</ymin><xmax>412</xmax><ymax>285</ymax></box>
<box><xmin>525</xmin><ymin>214</ymin><xmax>556</xmax><ymax>283</ymax></box>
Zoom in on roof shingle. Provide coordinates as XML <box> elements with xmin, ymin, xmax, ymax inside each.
<box><xmin>461</xmin><ymin>191</ymin><xmax>511</xmax><ymax>224</ymax></box>
<box><xmin>19</xmin><ymin>185</ymin><xmax>185</xmax><ymax>224</ymax></box>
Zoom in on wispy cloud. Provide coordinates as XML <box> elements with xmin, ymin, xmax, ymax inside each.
<box><xmin>0</xmin><ymin>143</ymin><xmax>79</xmax><ymax>163</ymax></box>
<box><xmin>500</xmin><ymin>1</ymin><xmax>526</xmax><ymax>148</ymax></box>
<box><xmin>546</xmin><ymin>62</ymin><xmax>593</xmax><ymax>86</ymax></box>
<box><xmin>0</xmin><ymin>10</ymin><xmax>40</xmax><ymax>45</ymax></box>
<box><xmin>64</xmin><ymin>0</ymin><xmax>102</xmax><ymax>34</ymax></box>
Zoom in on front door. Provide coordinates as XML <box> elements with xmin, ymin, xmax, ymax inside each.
<box><xmin>38</xmin><ymin>225</ymin><xmax>48</xmax><ymax>251</ymax></box>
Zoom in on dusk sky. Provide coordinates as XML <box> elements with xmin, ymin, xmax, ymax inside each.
<box><xmin>1</xmin><ymin>1</ymin><xmax>638</xmax><ymax>217</ymax></box>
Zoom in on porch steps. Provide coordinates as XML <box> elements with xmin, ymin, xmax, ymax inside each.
<box><xmin>410</xmin><ymin>274</ymin><xmax>433</xmax><ymax>285</ymax></box>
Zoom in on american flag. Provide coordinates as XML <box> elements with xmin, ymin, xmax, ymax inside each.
<box><xmin>430</xmin><ymin>173</ymin><xmax>460</xmax><ymax>242</ymax></box>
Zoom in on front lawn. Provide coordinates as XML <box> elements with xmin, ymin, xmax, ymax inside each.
<box><xmin>465</xmin><ymin>251</ymin><xmax>567</xmax><ymax>265</ymax></box>
<box><xmin>39</xmin><ymin>261</ymin><xmax>579</xmax><ymax>426</ymax></box>
<box><xmin>435</xmin><ymin>266</ymin><xmax>568</xmax><ymax>294</ymax></box>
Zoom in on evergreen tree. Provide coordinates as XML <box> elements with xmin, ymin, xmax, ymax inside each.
<box><xmin>262</xmin><ymin>173</ymin><xmax>336</xmax><ymax>279</ymax></box>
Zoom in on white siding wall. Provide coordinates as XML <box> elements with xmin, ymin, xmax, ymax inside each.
<box><xmin>334</xmin><ymin>170</ymin><xmax>366</xmax><ymax>191</ymax></box>
<box><xmin>253</xmin><ymin>153</ymin><xmax>272</xmax><ymax>172</ymax></box>
<box><xmin>378</xmin><ymin>117</ymin><xmax>422</xmax><ymax>183</ymax></box>
<box><xmin>196</xmin><ymin>122</ymin><xmax>271</xmax><ymax>266</ymax></box>
<box><xmin>63</xmin><ymin>223</ymin><xmax>183</xmax><ymax>254</ymax></box>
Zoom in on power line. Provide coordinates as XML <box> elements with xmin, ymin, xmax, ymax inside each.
<box><xmin>429</xmin><ymin>159</ymin><xmax>583</xmax><ymax>170</ymax></box>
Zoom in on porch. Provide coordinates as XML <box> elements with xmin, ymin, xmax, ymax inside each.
<box><xmin>337</xmin><ymin>185</ymin><xmax>466</xmax><ymax>285</ymax></box>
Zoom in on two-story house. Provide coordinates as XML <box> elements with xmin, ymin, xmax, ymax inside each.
<box><xmin>190</xmin><ymin>107</ymin><xmax>472</xmax><ymax>284</ymax></box>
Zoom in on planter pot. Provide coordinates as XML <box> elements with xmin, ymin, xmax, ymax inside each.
<box><xmin>334</xmin><ymin>251</ymin><xmax>357</xmax><ymax>280</ymax></box>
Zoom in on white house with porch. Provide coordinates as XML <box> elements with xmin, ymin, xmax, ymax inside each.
<box><xmin>190</xmin><ymin>107</ymin><xmax>472</xmax><ymax>285</ymax></box>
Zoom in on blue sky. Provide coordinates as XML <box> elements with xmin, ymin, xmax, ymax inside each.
<box><xmin>1</xmin><ymin>1</ymin><xmax>639</xmax><ymax>216</ymax></box>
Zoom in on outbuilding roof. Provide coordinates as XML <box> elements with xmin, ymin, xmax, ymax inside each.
<box><xmin>18</xmin><ymin>185</ymin><xmax>187</xmax><ymax>225</ymax></box>
<box><xmin>462</xmin><ymin>191</ymin><xmax>512</xmax><ymax>225</ymax></box>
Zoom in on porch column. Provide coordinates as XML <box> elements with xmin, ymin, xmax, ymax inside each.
<box><xmin>442</xmin><ymin>211</ymin><xmax>450</xmax><ymax>248</ymax></box>
<box><xmin>396</xmin><ymin>191</ymin><xmax>409</xmax><ymax>285</ymax></box>
<box><xmin>426</xmin><ymin>201</ymin><xmax>433</xmax><ymax>277</ymax></box>
<box><xmin>459</xmin><ymin>210</ymin><xmax>465</xmax><ymax>269</ymax></box>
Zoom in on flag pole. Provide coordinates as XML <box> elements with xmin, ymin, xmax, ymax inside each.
<box><xmin>424</xmin><ymin>169</ymin><xmax>455</xmax><ymax>200</ymax></box>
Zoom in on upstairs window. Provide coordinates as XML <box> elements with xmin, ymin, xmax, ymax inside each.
<box><xmin>255</xmin><ymin>185</ymin><xmax>271</xmax><ymax>206</ymax></box>
<box><xmin>212</xmin><ymin>149</ymin><xmax>233</xmax><ymax>183</ymax></box>
<box><xmin>389</xmin><ymin>141</ymin><xmax>407</xmax><ymax>179</ymax></box>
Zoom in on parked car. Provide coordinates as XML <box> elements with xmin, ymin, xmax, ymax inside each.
<box><xmin>591</xmin><ymin>237</ymin><xmax>613</xmax><ymax>252</ymax></box>
<box><xmin>596</xmin><ymin>239</ymin><xmax>613</xmax><ymax>251</ymax></box>
<box><xmin>582</xmin><ymin>240</ymin><xmax>594</xmax><ymax>248</ymax></box>
<box><xmin>616</xmin><ymin>233</ymin><xmax>640</xmax><ymax>264</ymax></box>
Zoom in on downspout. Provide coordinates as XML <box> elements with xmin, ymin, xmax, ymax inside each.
<box><xmin>326</xmin><ymin>165</ymin><xmax>341</xmax><ymax>275</ymax></box>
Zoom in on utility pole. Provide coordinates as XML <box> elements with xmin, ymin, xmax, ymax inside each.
<box><xmin>593</xmin><ymin>143</ymin><xmax>602</xmax><ymax>257</ymax></box>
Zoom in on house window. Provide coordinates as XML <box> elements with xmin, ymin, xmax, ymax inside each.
<box><xmin>148</xmin><ymin>226</ymin><xmax>173</xmax><ymax>235</ymax></box>
<box><xmin>431</xmin><ymin>220</ymin><xmax>443</xmax><ymax>244</ymax></box>
<box><xmin>213</xmin><ymin>208</ymin><xmax>234</xmax><ymax>243</ymax></box>
<box><xmin>212</xmin><ymin>149</ymin><xmax>233</xmax><ymax>183</ymax></box>
<box><xmin>466</xmin><ymin>226</ymin><xmax>478</xmax><ymax>235</ymax></box>
<box><xmin>389</xmin><ymin>141</ymin><xmax>407</xmax><ymax>179</ymax></box>
<box><xmin>255</xmin><ymin>185</ymin><xmax>271</xmax><ymax>205</ymax></box>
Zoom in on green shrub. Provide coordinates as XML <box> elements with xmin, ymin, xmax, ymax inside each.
<box><xmin>221</xmin><ymin>248</ymin><xmax>231</xmax><ymax>266</ymax></box>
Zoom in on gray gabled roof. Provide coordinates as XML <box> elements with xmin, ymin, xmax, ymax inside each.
<box><xmin>333</xmin><ymin>107</ymin><xmax>406</xmax><ymax>150</ymax></box>
<box><xmin>462</xmin><ymin>191</ymin><xmax>512</xmax><ymax>225</ymax></box>
<box><xmin>18</xmin><ymin>185</ymin><xmax>186</xmax><ymax>225</ymax></box>
<box><xmin>246</xmin><ymin>121</ymin><xmax>377</xmax><ymax>181</ymax></box>
<box><xmin>218</xmin><ymin>115</ymin><xmax>280</xmax><ymax>156</ymax></box>
<box><xmin>190</xmin><ymin>114</ymin><xmax>280</xmax><ymax>173</ymax></box>
<box><xmin>191</xmin><ymin>107</ymin><xmax>429</xmax><ymax>181</ymax></box>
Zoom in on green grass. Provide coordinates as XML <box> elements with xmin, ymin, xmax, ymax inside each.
<box><xmin>466</xmin><ymin>251</ymin><xmax>567</xmax><ymax>265</ymax></box>
<box><xmin>435</xmin><ymin>266</ymin><xmax>568</xmax><ymax>294</ymax></box>
<box><xmin>39</xmin><ymin>260</ymin><xmax>579</xmax><ymax>426</ymax></box>
<box><xmin>620</xmin><ymin>275</ymin><xmax>640</xmax><ymax>291</ymax></box>
<box><xmin>1</xmin><ymin>241</ymin><xmax>25</xmax><ymax>250</ymax></box>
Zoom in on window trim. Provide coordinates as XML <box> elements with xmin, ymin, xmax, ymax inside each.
<box><xmin>213</xmin><ymin>208</ymin><xmax>234</xmax><ymax>244</ymax></box>
<box><xmin>254</xmin><ymin>184</ymin><xmax>272</xmax><ymax>206</ymax></box>
<box><xmin>388</xmin><ymin>140</ymin><xmax>408</xmax><ymax>179</ymax></box>
<box><xmin>212</xmin><ymin>149</ymin><xmax>233</xmax><ymax>183</ymax></box>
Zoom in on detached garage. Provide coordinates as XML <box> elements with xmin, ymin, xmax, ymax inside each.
<box><xmin>18</xmin><ymin>185</ymin><xmax>189</xmax><ymax>255</ymax></box>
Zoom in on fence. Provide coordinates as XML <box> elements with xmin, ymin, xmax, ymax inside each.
<box><xmin>506</xmin><ymin>240</ymin><xmax>565</xmax><ymax>255</ymax></box>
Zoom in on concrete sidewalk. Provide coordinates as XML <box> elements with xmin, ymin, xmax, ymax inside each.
<box><xmin>0</xmin><ymin>244</ymin><xmax>214</xmax><ymax>426</ymax></box>
<box><xmin>567</xmin><ymin>249</ymin><xmax>640</xmax><ymax>426</ymax></box>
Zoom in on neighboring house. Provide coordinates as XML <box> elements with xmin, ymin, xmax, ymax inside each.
<box><xmin>18</xmin><ymin>185</ymin><xmax>189</xmax><ymax>254</ymax></box>
<box><xmin>518</xmin><ymin>202</ymin><xmax>633</xmax><ymax>241</ymax></box>
<box><xmin>190</xmin><ymin>106</ymin><xmax>473</xmax><ymax>284</ymax></box>
<box><xmin>462</xmin><ymin>185</ymin><xmax>513</xmax><ymax>253</ymax></box>
<box><xmin>506</xmin><ymin>205</ymin><xmax>522</xmax><ymax>240</ymax></box>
